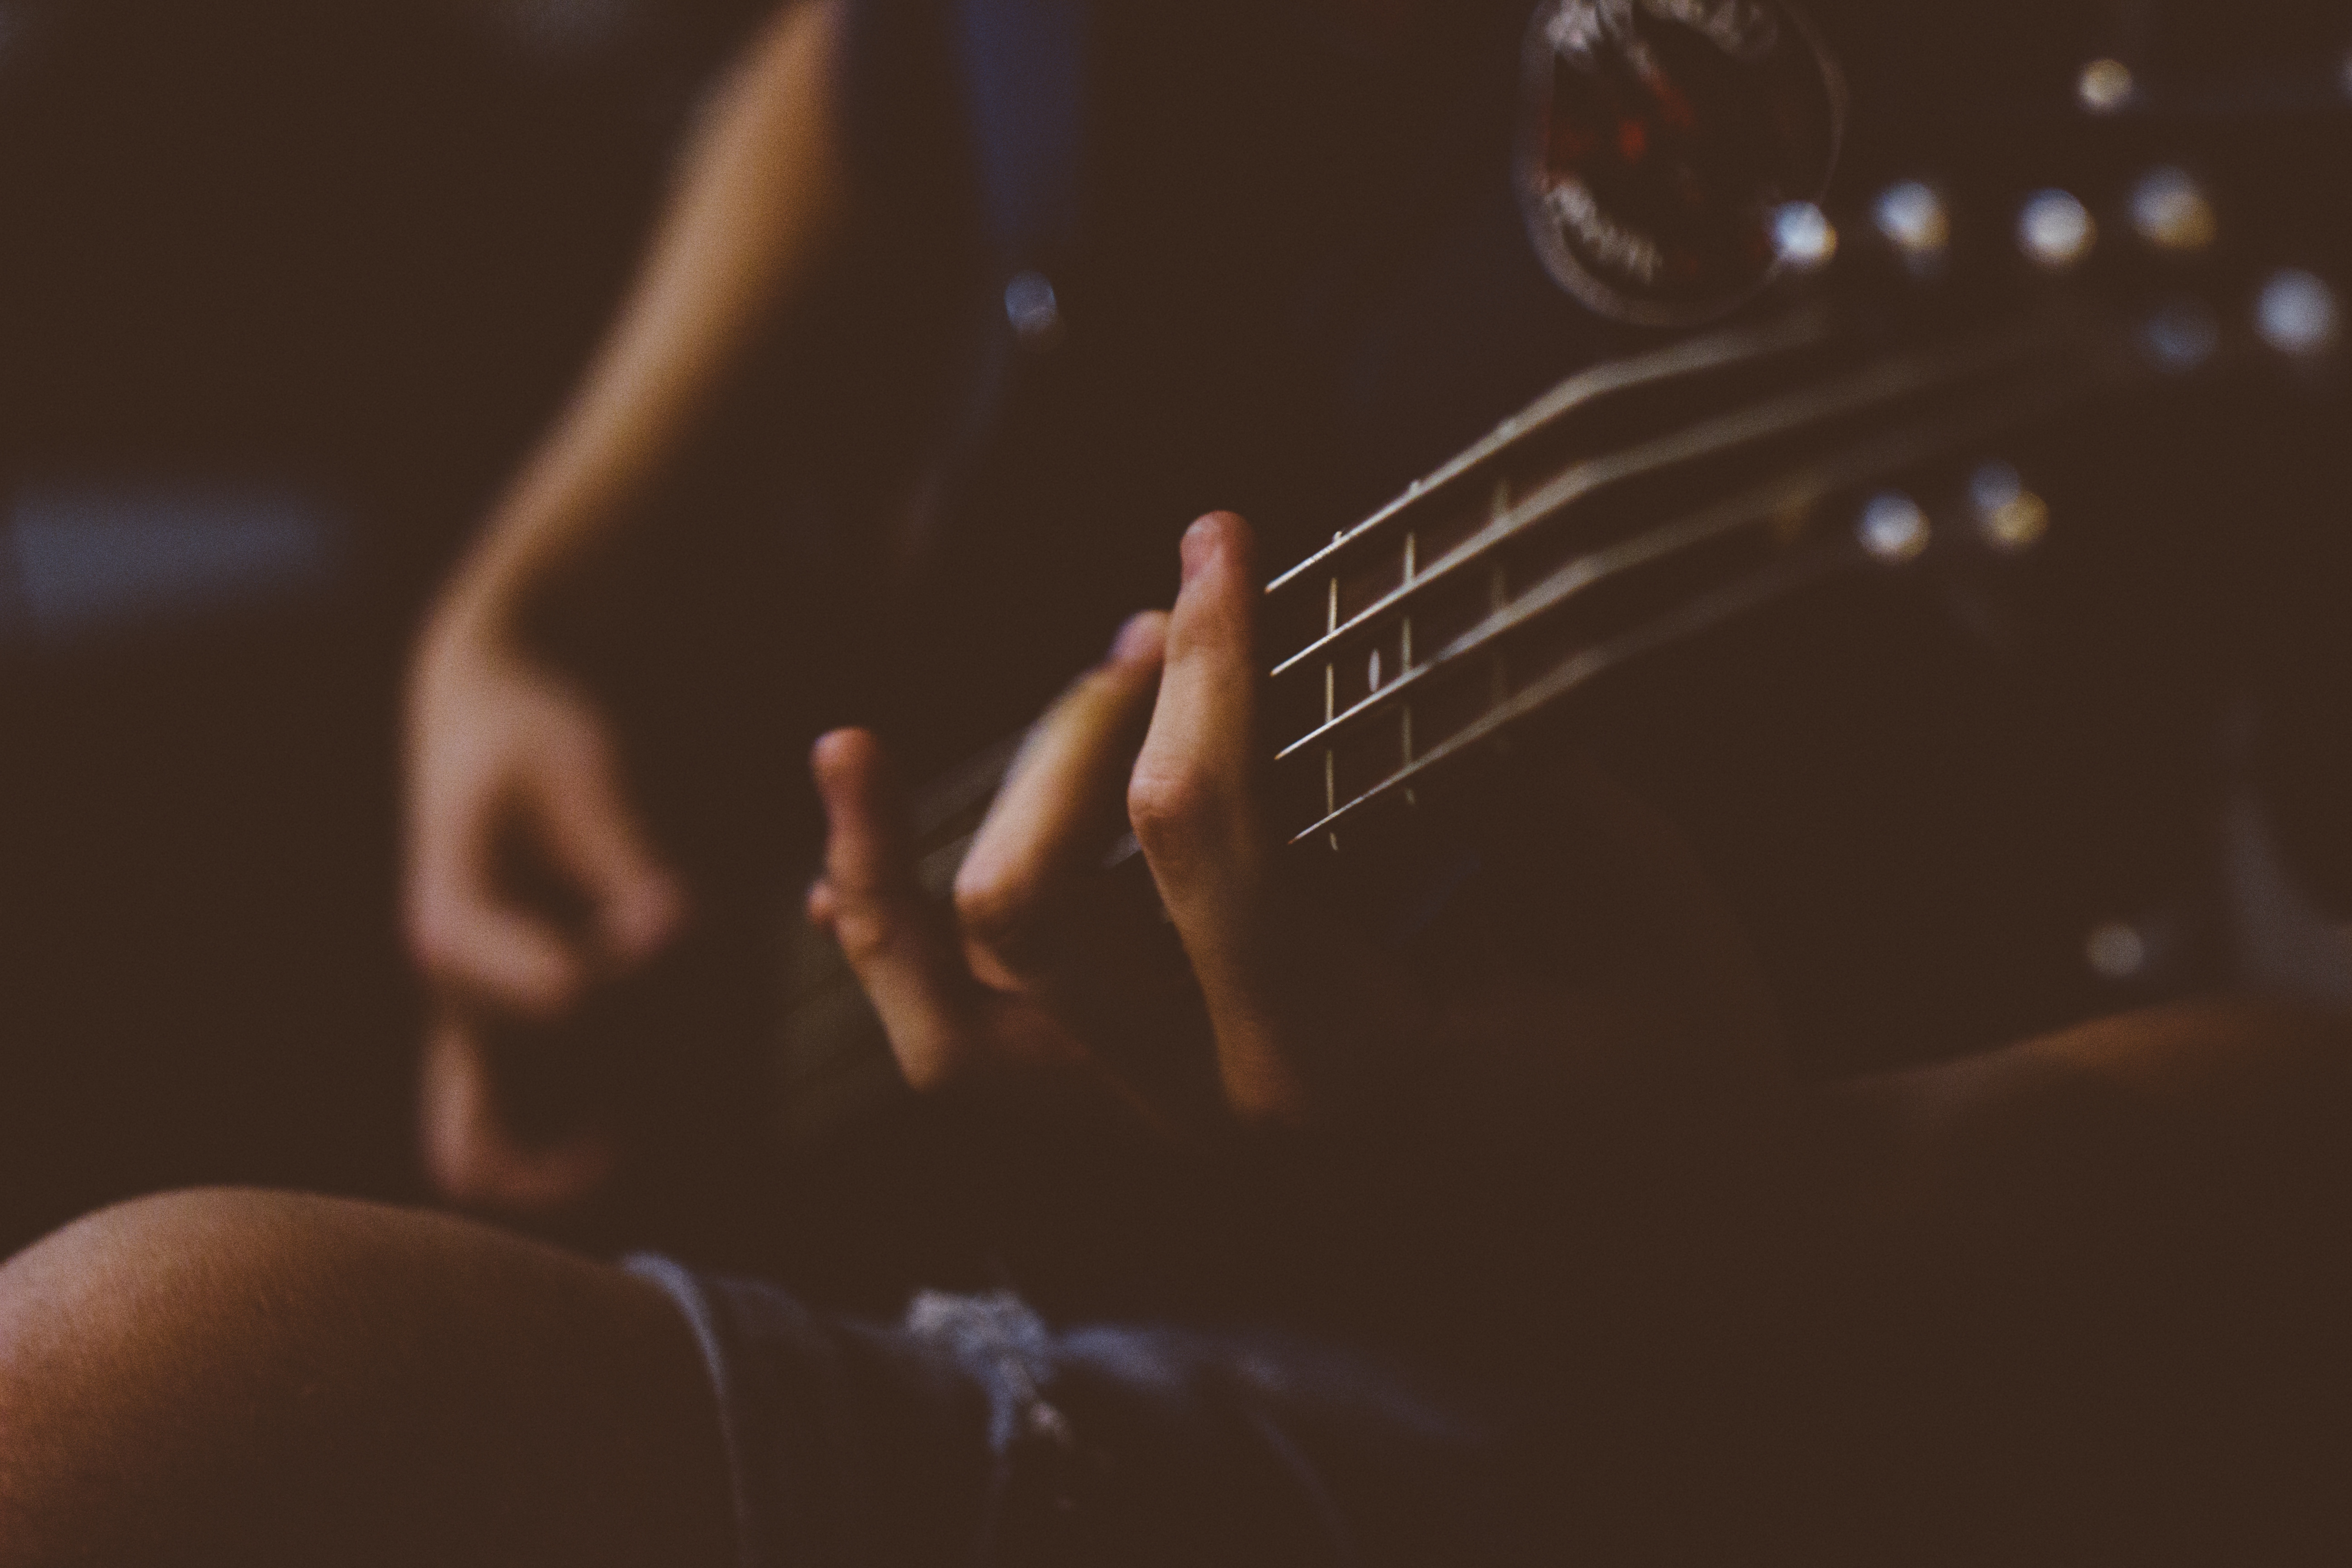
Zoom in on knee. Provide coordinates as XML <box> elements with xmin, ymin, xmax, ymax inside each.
<box><xmin>2</xmin><ymin>1187</ymin><xmax>282</xmax><ymax>1394</ymax></box>
<box><xmin>1</xmin><ymin>1188</ymin><xmax>375</xmax><ymax>1389</ymax></box>
<box><xmin>0</xmin><ymin>1191</ymin><xmax>371</xmax><ymax>1556</ymax></box>
<box><xmin>0</xmin><ymin>1189</ymin><xmax>732</xmax><ymax>1567</ymax></box>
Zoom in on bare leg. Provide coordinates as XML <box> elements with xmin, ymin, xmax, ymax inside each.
<box><xmin>0</xmin><ymin>1191</ymin><xmax>734</xmax><ymax>1567</ymax></box>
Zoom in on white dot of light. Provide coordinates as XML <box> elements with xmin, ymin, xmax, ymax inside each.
<box><xmin>2019</xmin><ymin>190</ymin><xmax>2097</xmax><ymax>271</ymax></box>
<box><xmin>1003</xmin><ymin>270</ymin><xmax>1065</xmax><ymax>352</ymax></box>
<box><xmin>1873</xmin><ymin>181</ymin><xmax>1950</xmax><ymax>263</ymax></box>
<box><xmin>2078</xmin><ymin>57</ymin><xmax>2136</xmax><ymax>114</ymax></box>
<box><xmin>1858</xmin><ymin>492</ymin><xmax>1931</xmax><ymax>562</ymax></box>
<box><xmin>1772</xmin><ymin>202</ymin><xmax>1838</xmax><ymax>271</ymax></box>
<box><xmin>2128</xmin><ymin>167</ymin><xmax>2217</xmax><ymax>254</ymax></box>
<box><xmin>2256</xmin><ymin>269</ymin><xmax>2341</xmax><ymax>357</ymax></box>
<box><xmin>2086</xmin><ymin>921</ymin><xmax>2148</xmax><ymax>980</ymax></box>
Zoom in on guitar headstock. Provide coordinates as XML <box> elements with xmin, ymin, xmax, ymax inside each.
<box><xmin>1263</xmin><ymin>156</ymin><xmax>2346</xmax><ymax>853</ymax></box>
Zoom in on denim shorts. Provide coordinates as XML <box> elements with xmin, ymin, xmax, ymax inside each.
<box><xmin>625</xmin><ymin>1255</ymin><xmax>1561</xmax><ymax>1568</ymax></box>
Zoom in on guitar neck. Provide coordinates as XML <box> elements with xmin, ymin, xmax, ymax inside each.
<box><xmin>884</xmin><ymin>156</ymin><xmax>2343</xmax><ymax>879</ymax></box>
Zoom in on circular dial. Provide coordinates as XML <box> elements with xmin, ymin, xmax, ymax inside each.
<box><xmin>1518</xmin><ymin>0</ymin><xmax>1846</xmax><ymax>325</ymax></box>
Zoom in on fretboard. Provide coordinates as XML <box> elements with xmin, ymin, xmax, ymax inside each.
<box><xmin>1260</xmin><ymin>282</ymin><xmax>2153</xmax><ymax>850</ymax></box>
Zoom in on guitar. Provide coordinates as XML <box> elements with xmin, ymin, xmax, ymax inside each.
<box><xmin>774</xmin><ymin>160</ymin><xmax>2348</xmax><ymax>1151</ymax></box>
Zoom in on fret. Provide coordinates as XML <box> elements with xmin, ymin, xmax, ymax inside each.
<box><xmin>1269</xmin><ymin>354</ymin><xmax>2113</xmax><ymax>844</ymax></box>
<box><xmin>1264</xmin><ymin>314</ymin><xmax>2069</xmax><ymax>812</ymax></box>
<box><xmin>1267</xmin><ymin>304</ymin><xmax>1838</xmax><ymax>598</ymax></box>
<box><xmin>1245</xmin><ymin>152</ymin><xmax>2332</xmax><ymax>850</ymax></box>
<box><xmin>1291</xmin><ymin>544</ymin><xmax>1856</xmax><ymax>847</ymax></box>
<box><xmin>1400</xmin><ymin>528</ymin><xmax>1417</xmax><ymax>804</ymax></box>
<box><xmin>1324</xmin><ymin>534</ymin><xmax>1342</xmax><ymax>850</ymax></box>
<box><xmin>1268</xmin><ymin>319</ymin><xmax>2052</xmax><ymax>689</ymax></box>
<box><xmin>1487</xmin><ymin>482</ymin><xmax>1511</xmax><ymax>725</ymax></box>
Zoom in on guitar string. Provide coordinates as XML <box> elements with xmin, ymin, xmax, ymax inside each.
<box><xmin>1270</xmin><ymin>314</ymin><xmax>2055</xmax><ymax>681</ymax></box>
<box><xmin>1280</xmin><ymin>365</ymin><xmax>2120</xmax><ymax>846</ymax></box>
<box><xmin>1276</xmin><ymin>341</ymin><xmax>2098</xmax><ymax>769</ymax></box>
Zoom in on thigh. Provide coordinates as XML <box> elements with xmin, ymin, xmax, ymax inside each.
<box><xmin>0</xmin><ymin>1190</ymin><xmax>734</xmax><ymax>1568</ymax></box>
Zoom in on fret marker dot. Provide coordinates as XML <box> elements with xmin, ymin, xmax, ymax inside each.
<box><xmin>2019</xmin><ymin>190</ymin><xmax>2096</xmax><ymax>272</ymax></box>
<box><xmin>1367</xmin><ymin>647</ymin><xmax>1383</xmax><ymax>692</ymax></box>
<box><xmin>1859</xmin><ymin>492</ymin><xmax>1930</xmax><ymax>563</ymax></box>
<box><xmin>2078</xmin><ymin>58</ymin><xmax>2135</xmax><ymax>114</ymax></box>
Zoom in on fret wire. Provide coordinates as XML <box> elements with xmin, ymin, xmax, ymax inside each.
<box><xmin>1490</xmin><ymin>565</ymin><xmax>1509</xmax><ymax>713</ymax></box>
<box><xmin>1487</xmin><ymin>478</ymin><xmax>1511</xmax><ymax>715</ymax></box>
<box><xmin>1265</xmin><ymin>324</ymin><xmax>2052</xmax><ymax>682</ymax></box>
<box><xmin>1289</xmin><ymin>547</ymin><xmax>1852</xmax><ymax>847</ymax></box>
<box><xmin>1264</xmin><ymin>304</ymin><xmax>1837</xmax><ymax>596</ymax></box>
<box><xmin>1271</xmin><ymin>361</ymin><xmax>2105</xmax><ymax>770</ymax></box>
<box><xmin>1325</xmin><ymin>551</ymin><xmax>1341</xmax><ymax>850</ymax></box>
<box><xmin>1401</xmin><ymin>529</ymin><xmax>1417</xmax><ymax>802</ymax></box>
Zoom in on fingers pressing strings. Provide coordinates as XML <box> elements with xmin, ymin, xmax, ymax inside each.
<box><xmin>952</xmin><ymin>614</ymin><xmax>1235</xmax><ymax>1129</ymax></box>
<box><xmin>956</xmin><ymin>612</ymin><xmax>1168</xmax><ymax>993</ymax></box>
<box><xmin>1128</xmin><ymin>513</ymin><xmax>1425</xmax><ymax>1127</ymax></box>
<box><xmin>807</xmin><ymin>617</ymin><xmax>1183</xmax><ymax>1105</ymax></box>
<box><xmin>808</xmin><ymin>729</ymin><xmax>994</xmax><ymax>1090</ymax></box>
<box><xmin>815</xmin><ymin>516</ymin><xmax>1427</xmax><ymax>1132</ymax></box>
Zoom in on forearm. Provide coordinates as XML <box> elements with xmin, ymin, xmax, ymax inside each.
<box><xmin>1809</xmin><ymin>995</ymin><xmax>2352</xmax><ymax>1246</ymax></box>
<box><xmin>445</xmin><ymin>0</ymin><xmax>850</xmax><ymax>630</ymax></box>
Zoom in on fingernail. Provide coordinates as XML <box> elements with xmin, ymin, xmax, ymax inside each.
<box><xmin>809</xmin><ymin>730</ymin><xmax>858</xmax><ymax>801</ymax></box>
<box><xmin>1109</xmin><ymin>612</ymin><xmax>1165</xmax><ymax>664</ymax></box>
<box><xmin>1180</xmin><ymin>515</ymin><xmax>1221</xmax><ymax>584</ymax></box>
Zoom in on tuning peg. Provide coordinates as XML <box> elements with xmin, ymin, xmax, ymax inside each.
<box><xmin>1858</xmin><ymin>491</ymin><xmax>1931</xmax><ymax>563</ymax></box>
<box><xmin>1772</xmin><ymin>201</ymin><xmax>1838</xmax><ymax>272</ymax></box>
<box><xmin>2128</xmin><ymin>167</ymin><xmax>2217</xmax><ymax>255</ymax></box>
<box><xmin>1872</xmin><ymin>181</ymin><xmax>1950</xmax><ymax>274</ymax></box>
<box><xmin>2019</xmin><ymin>189</ymin><xmax>2096</xmax><ymax>272</ymax></box>
<box><xmin>2255</xmin><ymin>270</ymin><xmax>2340</xmax><ymax>357</ymax></box>
<box><xmin>1969</xmin><ymin>461</ymin><xmax>2049</xmax><ymax>553</ymax></box>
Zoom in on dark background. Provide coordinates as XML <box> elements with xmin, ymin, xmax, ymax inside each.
<box><xmin>0</xmin><ymin>0</ymin><xmax>774</xmax><ymax>1258</ymax></box>
<box><xmin>4</xmin><ymin>0</ymin><xmax>2349</xmax><ymax>1282</ymax></box>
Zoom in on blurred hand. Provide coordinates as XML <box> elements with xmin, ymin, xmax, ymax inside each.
<box><xmin>406</xmin><ymin>600</ymin><xmax>685</xmax><ymax>1019</ymax></box>
<box><xmin>417</xmin><ymin>1012</ymin><xmax>621</xmax><ymax>1214</ymax></box>
<box><xmin>405</xmin><ymin>598</ymin><xmax>684</xmax><ymax>1209</ymax></box>
<box><xmin>806</xmin><ymin>613</ymin><xmax>1172</xmax><ymax>1102</ymax></box>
